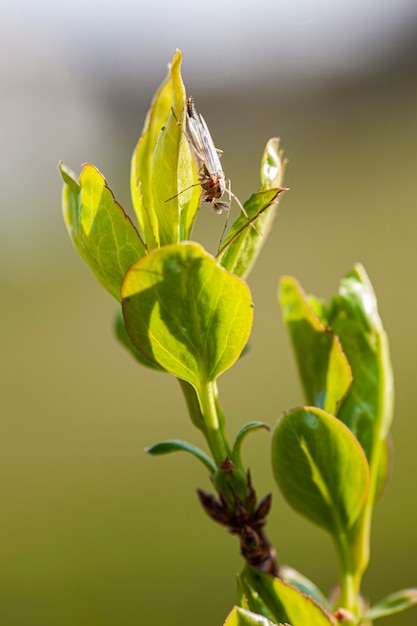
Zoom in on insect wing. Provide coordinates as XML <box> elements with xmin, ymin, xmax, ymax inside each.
<box><xmin>186</xmin><ymin>112</ymin><xmax>223</xmax><ymax>178</ymax></box>
<box><xmin>196</xmin><ymin>114</ymin><xmax>224</xmax><ymax>177</ymax></box>
<box><xmin>185</xmin><ymin>113</ymin><xmax>207</xmax><ymax>160</ymax></box>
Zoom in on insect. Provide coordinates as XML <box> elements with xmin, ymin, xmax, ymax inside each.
<box><xmin>167</xmin><ymin>97</ymin><xmax>251</xmax><ymax>223</ymax></box>
<box><xmin>185</xmin><ymin>96</ymin><xmax>229</xmax><ymax>214</ymax></box>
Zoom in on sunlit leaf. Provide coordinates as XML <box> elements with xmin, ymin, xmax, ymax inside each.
<box><xmin>241</xmin><ymin>566</ymin><xmax>335</xmax><ymax>626</ymax></box>
<box><xmin>121</xmin><ymin>243</ymin><xmax>253</xmax><ymax>387</ymax></box>
<box><xmin>130</xmin><ymin>60</ymin><xmax>172</xmax><ymax>249</ymax></box>
<box><xmin>130</xmin><ymin>49</ymin><xmax>200</xmax><ymax>249</ymax></box>
<box><xmin>364</xmin><ymin>588</ymin><xmax>417</xmax><ymax>621</ymax></box>
<box><xmin>260</xmin><ymin>137</ymin><xmax>287</xmax><ymax>190</ymax></box>
<box><xmin>218</xmin><ymin>188</ymin><xmax>283</xmax><ymax>278</ymax></box>
<box><xmin>60</xmin><ymin>162</ymin><xmax>145</xmax><ymax>300</ymax></box>
<box><xmin>151</xmin><ymin>51</ymin><xmax>200</xmax><ymax>246</ymax></box>
<box><xmin>272</xmin><ymin>407</ymin><xmax>370</xmax><ymax>534</ymax></box>
<box><xmin>328</xmin><ymin>264</ymin><xmax>394</xmax><ymax>464</ymax></box>
<box><xmin>279</xmin><ymin>277</ymin><xmax>352</xmax><ymax>416</ymax></box>
<box><xmin>279</xmin><ymin>566</ymin><xmax>329</xmax><ymax>608</ymax></box>
<box><xmin>218</xmin><ymin>139</ymin><xmax>287</xmax><ymax>279</ymax></box>
<box><xmin>223</xmin><ymin>606</ymin><xmax>281</xmax><ymax>626</ymax></box>
<box><xmin>281</xmin><ymin>266</ymin><xmax>394</xmax><ymax>507</ymax></box>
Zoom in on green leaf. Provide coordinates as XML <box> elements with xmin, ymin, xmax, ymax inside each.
<box><xmin>279</xmin><ymin>566</ymin><xmax>329</xmax><ymax>609</ymax></box>
<box><xmin>232</xmin><ymin>422</ymin><xmax>270</xmax><ymax>469</ymax></box>
<box><xmin>130</xmin><ymin>62</ymin><xmax>172</xmax><ymax>249</ymax></box>
<box><xmin>260</xmin><ymin>137</ymin><xmax>287</xmax><ymax>190</ymax></box>
<box><xmin>60</xmin><ymin>162</ymin><xmax>146</xmax><ymax>300</ymax></box>
<box><xmin>218</xmin><ymin>139</ymin><xmax>287</xmax><ymax>279</ymax></box>
<box><xmin>364</xmin><ymin>588</ymin><xmax>417</xmax><ymax>621</ymax></box>
<box><xmin>177</xmin><ymin>378</ymin><xmax>206</xmax><ymax>431</ymax></box>
<box><xmin>224</xmin><ymin>606</ymin><xmax>282</xmax><ymax>626</ymax></box>
<box><xmin>121</xmin><ymin>242</ymin><xmax>253</xmax><ymax>387</ymax></box>
<box><xmin>151</xmin><ymin>51</ymin><xmax>200</xmax><ymax>246</ymax></box>
<box><xmin>241</xmin><ymin>566</ymin><xmax>335</xmax><ymax>626</ymax></box>
<box><xmin>279</xmin><ymin>277</ymin><xmax>352</xmax><ymax>416</ymax></box>
<box><xmin>281</xmin><ymin>266</ymin><xmax>394</xmax><ymax>512</ymax></box>
<box><xmin>130</xmin><ymin>50</ymin><xmax>200</xmax><ymax>249</ymax></box>
<box><xmin>145</xmin><ymin>439</ymin><xmax>216</xmax><ymax>474</ymax></box>
<box><xmin>238</xmin><ymin>573</ymin><xmax>278</xmax><ymax>623</ymax></box>
<box><xmin>272</xmin><ymin>407</ymin><xmax>370</xmax><ymax>535</ymax></box>
<box><xmin>114</xmin><ymin>309</ymin><xmax>164</xmax><ymax>371</ymax></box>
<box><xmin>237</xmin><ymin>574</ymin><xmax>255</xmax><ymax>614</ymax></box>
<box><xmin>328</xmin><ymin>264</ymin><xmax>394</xmax><ymax>464</ymax></box>
<box><xmin>374</xmin><ymin>435</ymin><xmax>392</xmax><ymax>502</ymax></box>
<box><xmin>218</xmin><ymin>188</ymin><xmax>284</xmax><ymax>279</ymax></box>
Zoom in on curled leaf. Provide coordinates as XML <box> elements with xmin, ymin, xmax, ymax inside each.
<box><xmin>146</xmin><ymin>439</ymin><xmax>216</xmax><ymax>474</ymax></box>
<box><xmin>279</xmin><ymin>276</ymin><xmax>352</xmax><ymax>416</ymax></box>
<box><xmin>272</xmin><ymin>407</ymin><xmax>370</xmax><ymax>535</ymax></box>
<box><xmin>232</xmin><ymin>422</ymin><xmax>270</xmax><ymax>469</ymax></box>
<box><xmin>260</xmin><ymin>137</ymin><xmax>287</xmax><ymax>190</ymax></box>
<box><xmin>60</xmin><ymin>162</ymin><xmax>145</xmax><ymax>300</ymax></box>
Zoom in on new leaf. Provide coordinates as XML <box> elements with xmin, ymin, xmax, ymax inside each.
<box><xmin>60</xmin><ymin>162</ymin><xmax>145</xmax><ymax>300</ymax></box>
<box><xmin>121</xmin><ymin>242</ymin><xmax>253</xmax><ymax>388</ymax></box>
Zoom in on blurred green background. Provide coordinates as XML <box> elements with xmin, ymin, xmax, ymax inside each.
<box><xmin>1</xmin><ymin>1</ymin><xmax>416</xmax><ymax>624</ymax></box>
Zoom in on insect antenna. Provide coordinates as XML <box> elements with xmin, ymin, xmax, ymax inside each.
<box><xmin>165</xmin><ymin>182</ymin><xmax>201</xmax><ymax>203</ymax></box>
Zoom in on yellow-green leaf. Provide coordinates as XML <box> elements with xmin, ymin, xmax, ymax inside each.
<box><xmin>279</xmin><ymin>276</ymin><xmax>352</xmax><ymax>416</ymax></box>
<box><xmin>241</xmin><ymin>567</ymin><xmax>335</xmax><ymax>626</ymax></box>
<box><xmin>60</xmin><ymin>162</ymin><xmax>145</xmax><ymax>300</ymax></box>
<box><xmin>224</xmin><ymin>606</ymin><xmax>281</xmax><ymax>626</ymax></box>
<box><xmin>121</xmin><ymin>243</ymin><xmax>253</xmax><ymax>387</ymax></box>
<box><xmin>218</xmin><ymin>139</ymin><xmax>287</xmax><ymax>279</ymax></box>
<box><xmin>130</xmin><ymin>49</ymin><xmax>200</xmax><ymax>248</ymax></box>
<box><xmin>272</xmin><ymin>407</ymin><xmax>370</xmax><ymax>534</ymax></box>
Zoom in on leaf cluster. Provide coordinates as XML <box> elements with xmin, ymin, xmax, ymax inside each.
<box><xmin>60</xmin><ymin>51</ymin><xmax>416</xmax><ymax>626</ymax></box>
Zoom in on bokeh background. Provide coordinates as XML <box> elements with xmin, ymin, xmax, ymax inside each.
<box><xmin>1</xmin><ymin>1</ymin><xmax>416</xmax><ymax>624</ymax></box>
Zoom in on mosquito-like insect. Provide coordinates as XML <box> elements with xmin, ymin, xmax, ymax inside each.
<box><xmin>185</xmin><ymin>96</ymin><xmax>229</xmax><ymax>214</ymax></box>
<box><xmin>167</xmin><ymin>96</ymin><xmax>252</xmax><ymax>224</ymax></box>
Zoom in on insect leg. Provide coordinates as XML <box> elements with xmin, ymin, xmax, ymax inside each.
<box><xmin>165</xmin><ymin>182</ymin><xmax>202</xmax><ymax>203</ymax></box>
<box><xmin>217</xmin><ymin>186</ymin><xmax>232</xmax><ymax>251</ymax></box>
<box><xmin>228</xmin><ymin>180</ymin><xmax>259</xmax><ymax>235</ymax></box>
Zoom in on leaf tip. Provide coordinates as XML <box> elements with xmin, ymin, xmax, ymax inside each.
<box><xmin>59</xmin><ymin>161</ymin><xmax>80</xmax><ymax>188</ymax></box>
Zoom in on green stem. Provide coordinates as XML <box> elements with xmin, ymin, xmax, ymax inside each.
<box><xmin>198</xmin><ymin>380</ymin><xmax>231</xmax><ymax>467</ymax></box>
<box><xmin>334</xmin><ymin>531</ymin><xmax>358</xmax><ymax>614</ymax></box>
<box><xmin>345</xmin><ymin>436</ymin><xmax>386</xmax><ymax>605</ymax></box>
